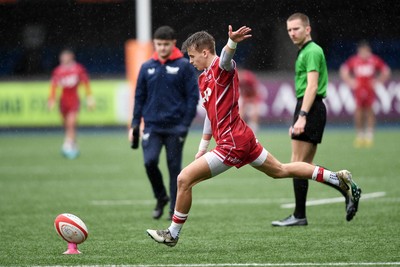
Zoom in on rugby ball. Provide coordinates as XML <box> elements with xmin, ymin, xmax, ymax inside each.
<box><xmin>54</xmin><ymin>213</ymin><xmax>88</xmax><ymax>244</ymax></box>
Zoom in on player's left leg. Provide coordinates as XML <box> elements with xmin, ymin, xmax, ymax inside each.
<box><xmin>147</xmin><ymin>152</ymin><xmax>231</xmax><ymax>246</ymax></box>
<box><xmin>252</xmin><ymin>149</ymin><xmax>361</xmax><ymax>221</ymax></box>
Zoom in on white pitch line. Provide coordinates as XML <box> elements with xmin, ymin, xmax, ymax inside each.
<box><xmin>281</xmin><ymin>191</ymin><xmax>386</xmax><ymax>209</ymax></box>
<box><xmin>30</xmin><ymin>262</ymin><xmax>400</xmax><ymax>267</ymax></box>
<box><xmin>91</xmin><ymin>192</ymin><xmax>389</xmax><ymax>207</ymax></box>
<box><xmin>91</xmin><ymin>198</ymin><xmax>294</xmax><ymax>206</ymax></box>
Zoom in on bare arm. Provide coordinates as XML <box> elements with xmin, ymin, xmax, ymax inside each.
<box><xmin>292</xmin><ymin>71</ymin><xmax>319</xmax><ymax>136</ymax></box>
<box><xmin>301</xmin><ymin>71</ymin><xmax>319</xmax><ymax>113</ymax></box>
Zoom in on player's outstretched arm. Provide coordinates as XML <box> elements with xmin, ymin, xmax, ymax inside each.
<box><xmin>220</xmin><ymin>25</ymin><xmax>252</xmax><ymax>71</ymax></box>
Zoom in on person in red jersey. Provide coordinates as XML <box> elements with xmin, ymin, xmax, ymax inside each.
<box><xmin>48</xmin><ymin>49</ymin><xmax>95</xmax><ymax>159</ymax></box>
<box><xmin>146</xmin><ymin>26</ymin><xmax>361</xmax><ymax>247</ymax></box>
<box><xmin>238</xmin><ymin>68</ymin><xmax>266</xmax><ymax>134</ymax></box>
<box><xmin>340</xmin><ymin>41</ymin><xmax>391</xmax><ymax>148</ymax></box>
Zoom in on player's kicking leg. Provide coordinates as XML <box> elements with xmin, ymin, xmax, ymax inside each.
<box><xmin>252</xmin><ymin>149</ymin><xmax>361</xmax><ymax>220</ymax></box>
<box><xmin>147</xmin><ymin>154</ymin><xmax>221</xmax><ymax>247</ymax></box>
<box><xmin>336</xmin><ymin>170</ymin><xmax>362</xmax><ymax>221</ymax></box>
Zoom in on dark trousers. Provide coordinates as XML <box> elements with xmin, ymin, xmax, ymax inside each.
<box><xmin>142</xmin><ymin>131</ymin><xmax>185</xmax><ymax>213</ymax></box>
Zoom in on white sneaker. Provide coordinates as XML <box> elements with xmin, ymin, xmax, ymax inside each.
<box><xmin>271</xmin><ymin>215</ymin><xmax>308</xmax><ymax>227</ymax></box>
<box><xmin>146</xmin><ymin>229</ymin><xmax>179</xmax><ymax>247</ymax></box>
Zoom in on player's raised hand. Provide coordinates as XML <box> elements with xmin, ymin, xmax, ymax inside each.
<box><xmin>228</xmin><ymin>25</ymin><xmax>252</xmax><ymax>43</ymax></box>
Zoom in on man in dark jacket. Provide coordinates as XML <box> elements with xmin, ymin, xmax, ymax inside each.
<box><xmin>131</xmin><ymin>26</ymin><xmax>199</xmax><ymax>220</ymax></box>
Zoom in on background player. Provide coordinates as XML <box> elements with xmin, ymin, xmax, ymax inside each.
<box><xmin>146</xmin><ymin>25</ymin><xmax>361</xmax><ymax>247</ymax></box>
<box><xmin>130</xmin><ymin>26</ymin><xmax>199</xmax><ymax>220</ymax></box>
<box><xmin>340</xmin><ymin>41</ymin><xmax>391</xmax><ymax>148</ymax></box>
<box><xmin>238</xmin><ymin>68</ymin><xmax>267</xmax><ymax>134</ymax></box>
<box><xmin>48</xmin><ymin>49</ymin><xmax>95</xmax><ymax>159</ymax></box>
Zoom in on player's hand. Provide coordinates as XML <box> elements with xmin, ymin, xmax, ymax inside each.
<box><xmin>195</xmin><ymin>150</ymin><xmax>206</xmax><ymax>160</ymax></box>
<box><xmin>48</xmin><ymin>99</ymin><xmax>55</xmax><ymax>111</ymax></box>
<box><xmin>292</xmin><ymin>117</ymin><xmax>306</xmax><ymax>136</ymax></box>
<box><xmin>86</xmin><ymin>96</ymin><xmax>96</xmax><ymax>111</ymax></box>
<box><xmin>128</xmin><ymin>128</ymin><xmax>133</xmax><ymax>142</ymax></box>
<box><xmin>228</xmin><ymin>25</ymin><xmax>252</xmax><ymax>43</ymax></box>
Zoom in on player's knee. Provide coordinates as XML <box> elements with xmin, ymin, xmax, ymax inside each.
<box><xmin>177</xmin><ymin>173</ymin><xmax>188</xmax><ymax>190</ymax></box>
<box><xmin>177</xmin><ymin>169</ymin><xmax>192</xmax><ymax>190</ymax></box>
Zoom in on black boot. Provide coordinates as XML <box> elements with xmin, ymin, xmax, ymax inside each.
<box><xmin>152</xmin><ymin>196</ymin><xmax>169</xmax><ymax>219</ymax></box>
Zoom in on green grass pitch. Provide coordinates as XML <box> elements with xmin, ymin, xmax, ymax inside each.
<box><xmin>0</xmin><ymin>128</ymin><xmax>399</xmax><ymax>266</ymax></box>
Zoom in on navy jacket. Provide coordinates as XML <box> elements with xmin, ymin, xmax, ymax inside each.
<box><xmin>131</xmin><ymin>47</ymin><xmax>199</xmax><ymax>134</ymax></box>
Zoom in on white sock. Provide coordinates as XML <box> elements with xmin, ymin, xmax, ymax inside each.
<box><xmin>324</xmin><ymin>170</ymin><xmax>339</xmax><ymax>186</ymax></box>
<box><xmin>168</xmin><ymin>210</ymin><xmax>188</xmax><ymax>239</ymax></box>
<box><xmin>312</xmin><ymin>166</ymin><xmax>339</xmax><ymax>186</ymax></box>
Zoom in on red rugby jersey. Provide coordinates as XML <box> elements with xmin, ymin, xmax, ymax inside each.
<box><xmin>199</xmin><ymin>57</ymin><xmax>254</xmax><ymax>148</ymax></box>
<box><xmin>50</xmin><ymin>62</ymin><xmax>89</xmax><ymax>99</ymax></box>
<box><xmin>342</xmin><ymin>54</ymin><xmax>388</xmax><ymax>90</ymax></box>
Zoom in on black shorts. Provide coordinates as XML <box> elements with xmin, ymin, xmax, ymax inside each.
<box><xmin>291</xmin><ymin>96</ymin><xmax>326</xmax><ymax>145</ymax></box>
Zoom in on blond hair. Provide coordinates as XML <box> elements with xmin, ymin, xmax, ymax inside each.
<box><xmin>287</xmin><ymin>13</ymin><xmax>310</xmax><ymax>26</ymax></box>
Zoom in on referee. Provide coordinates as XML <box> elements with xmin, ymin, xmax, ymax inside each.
<box><xmin>272</xmin><ymin>13</ymin><xmax>357</xmax><ymax>226</ymax></box>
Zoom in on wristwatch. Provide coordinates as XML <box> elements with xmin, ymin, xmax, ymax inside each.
<box><xmin>299</xmin><ymin>110</ymin><xmax>308</xmax><ymax>117</ymax></box>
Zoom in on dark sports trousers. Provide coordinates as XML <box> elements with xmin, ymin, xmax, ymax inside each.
<box><xmin>291</xmin><ymin>96</ymin><xmax>326</xmax><ymax>219</ymax></box>
<box><xmin>141</xmin><ymin>131</ymin><xmax>185</xmax><ymax>213</ymax></box>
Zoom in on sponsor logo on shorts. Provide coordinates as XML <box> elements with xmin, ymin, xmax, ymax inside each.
<box><xmin>226</xmin><ymin>156</ymin><xmax>241</xmax><ymax>165</ymax></box>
